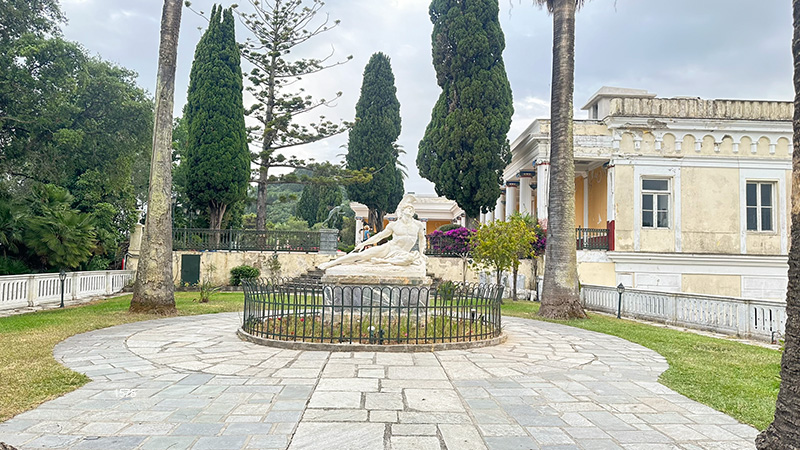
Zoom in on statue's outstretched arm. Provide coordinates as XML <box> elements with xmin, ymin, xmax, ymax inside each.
<box><xmin>355</xmin><ymin>223</ymin><xmax>393</xmax><ymax>251</ymax></box>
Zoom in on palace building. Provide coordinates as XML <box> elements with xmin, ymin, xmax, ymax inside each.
<box><xmin>492</xmin><ymin>87</ymin><xmax>793</xmax><ymax>300</ymax></box>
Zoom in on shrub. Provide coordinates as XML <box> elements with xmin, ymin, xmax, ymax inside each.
<box><xmin>427</xmin><ymin>227</ymin><xmax>475</xmax><ymax>256</ymax></box>
<box><xmin>230</xmin><ymin>265</ymin><xmax>260</xmax><ymax>286</ymax></box>
<box><xmin>0</xmin><ymin>256</ymin><xmax>29</xmax><ymax>275</ymax></box>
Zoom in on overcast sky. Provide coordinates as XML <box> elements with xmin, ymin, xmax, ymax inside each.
<box><xmin>60</xmin><ymin>0</ymin><xmax>793</xmax><ymax>195</ymax></box>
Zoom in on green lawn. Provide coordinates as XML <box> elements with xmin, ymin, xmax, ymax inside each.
<box><xmin>0</xmin><ymin>294</ymin><xmax>781</xmax><ymax>430</ymax></box>
<box><xmin>502</xmin><ymin>301</ymin><xmax>781</xmax><ymax>430</ymax></box>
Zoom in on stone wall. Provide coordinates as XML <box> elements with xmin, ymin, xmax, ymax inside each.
<box><xmin>173</xmin><ymin>251</ymin><xmax>337</xmax><ymax>286</ymax></box>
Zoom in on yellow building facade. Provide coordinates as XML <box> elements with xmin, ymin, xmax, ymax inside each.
<box><xmin>492</xmin><ymin>87</ymin><xmax>793</xmax><ymax>300</ymax></box>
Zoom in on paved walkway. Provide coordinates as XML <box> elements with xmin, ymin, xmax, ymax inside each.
<box><xmin>0</xmin><ymin>313</ymin><xmax>757</xmax><ymax>450</ymax></box>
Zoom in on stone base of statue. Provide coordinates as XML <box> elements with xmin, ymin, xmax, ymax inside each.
<box><xmin>321</xmin><ymin>264</ymin><xmax>432</xmax><ymax>309</ymax></box>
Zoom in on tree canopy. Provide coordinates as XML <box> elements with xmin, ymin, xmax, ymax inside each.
<box><xmin>417</xmin><ymin>0</ymin><xmax>513</xmax><ymax>220</ymax></box>
<box><xmin>0</xmin><ymin>0</ymin><xmax>153</xmax><ymax>270</ymax></box>
<box><xmin>346</xmin><ymin>52</ymin><xmax>404</xmax><ymax>231</ymax></box>
<box><xmin>182</xmin><ymin>5</ymin><xmax>250</xmax><ymax>231</ymax></box>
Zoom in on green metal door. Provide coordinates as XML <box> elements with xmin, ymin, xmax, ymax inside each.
<box><xmin>181</xmin><ymin>254</ymin><xmax>201</xmax><ymax>285</ymax></box>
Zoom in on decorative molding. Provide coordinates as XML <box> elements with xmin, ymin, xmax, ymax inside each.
<box><xmin>608</xmin><ymin>251</ymin><xmax>788</xmax><ymax>272</ymax></box>
<box><xmin>612</xmin><ymin>156</ymin><xmax>791</xmax><ymax>170</ymax></box>
<box><xmin>505</xmin><ymin>180</ymin><xmax>520</xmax><ymax>187</ymax></box>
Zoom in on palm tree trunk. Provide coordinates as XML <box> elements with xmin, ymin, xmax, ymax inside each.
<box><xmin>756</xmin><ymin>1</ymin><xmax>800</xmax><ymax>447</ymax></box>
<box><xmin>130</xmin><ymin>0</ymin><xmax>182</xmax><ymax>315</ymax></box>
<box><xmin>539</xmin><ymin>0</ymin><xmax>586</xmax><ymax>319</ymax></box>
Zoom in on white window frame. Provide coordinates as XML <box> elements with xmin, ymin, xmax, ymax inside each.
<box><xmin>641</xmin><ymin>178</ymin><xmax>671</xmax><ymax>229</ymax></box>
<box><xmin>745</xmin><ymin>181</ymin><xmax>776</xmax><ymax>233</ymax></box>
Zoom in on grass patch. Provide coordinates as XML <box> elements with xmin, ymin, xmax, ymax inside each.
<box><xmin>0</xmin><ymin>293</ymin><xmax>780</xmax><ymax>431</ymax></box>
<box><xmin>501</xmin><ymin>301</ymin><xmax>781</xmax><ymax>430</ymax></box>
<box><xmin>0</xmin><ymin>292</ymin><xmax>243</xmax><ymax>422</ymax></box>
<box><xmin>250</xmin><ymin>312</ymin><xmax>493</xmax><ymax>344</ymax></box>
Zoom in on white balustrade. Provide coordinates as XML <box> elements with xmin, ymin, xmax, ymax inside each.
<box><xmin>0</xmin><ymin>270</ymin><xmax>134</xmax><ymax>312</ymax></box>
<box><xmin>581</xmin><ymin>284</ymin><xmax>786</xmax><ymax>341</ymax></box>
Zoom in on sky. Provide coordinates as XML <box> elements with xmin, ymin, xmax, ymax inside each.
<box><xmin>59</xmin><ymin>0</ymin><xmax>793</xmax><ymax>195</ymax></box>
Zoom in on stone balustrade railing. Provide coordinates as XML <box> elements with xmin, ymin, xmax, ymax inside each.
<box><xmin>581</xmin><ymin>284</ymin><xmax>786</xmax><ymax>342</ymax></box>
<box><xmin>0</xmin><ymin>270</ymin><xmax>135</xmax><ymax>312</ymax></box>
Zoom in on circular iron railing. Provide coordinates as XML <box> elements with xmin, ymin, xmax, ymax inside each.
<box><xmin>241</xmin><ymin>278</ymin><xmax>502</xmax><ymax>345</ymax></box>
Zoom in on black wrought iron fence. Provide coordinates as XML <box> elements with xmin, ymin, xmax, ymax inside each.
<box><xmin>241</xmin><ymin>278</ymin><xmax>502</xmax><ymax>345</ymax></box>
<box><xmin>173</xmin><ymin>228</ymin><xmax>322</xmax><ymax>252</ymax></box>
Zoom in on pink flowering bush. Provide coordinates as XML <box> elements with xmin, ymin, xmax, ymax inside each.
<box><xmin>427</xmin><ymin>227</ymin><xmax>475</xmax><ymax>256</ymax></box>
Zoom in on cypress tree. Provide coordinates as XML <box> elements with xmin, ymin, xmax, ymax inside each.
<box><xmin>417</xmin><ymin>0</ymin><xmax>513</xmax><ymax>221</ymax></box>
<box><xmin>346</xmin><ymin>52</ymin><xmax>404</xmax><ymax>231</ymax></box>
<box><xmin>183</xmin><ymin>5</ymin><xmax>250</xmax><ymax>231</ymax></box>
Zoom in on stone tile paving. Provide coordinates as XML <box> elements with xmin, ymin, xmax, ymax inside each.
<box><xmin>0</xmin><ymin>313</ymin><xmax>758</xmax><ymax>449</ymax></box>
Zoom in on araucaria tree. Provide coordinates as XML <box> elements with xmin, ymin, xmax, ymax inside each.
<box><xmin>756</xmin><ymin>2</ymin><xmax>800</xmax><ymax>447</ymax></box>
<box><xmin>235</xmin><ymin>0</ymin><xmax>351</xmax><ymax>230</ymax></box>
<box><xmin>536</xmin><ymin>0</ymin><xmax>587</xmax><ymax>320</ymax></box>
<box><xmin>346</xmin><ymin>52</ymin><xmax>404</xmax><ymax>231</ymax></box>
<box><xmin>417</xmin><ymin>0</ymin><xmax>513</xmax><ymax>222</ymax></box>
<box><xmin>130</xmin><ymin>0</ymin><xmax>182</xmax><ymax>314</ymax></box>
<box><xmin>183</xmin><ymin>5</ymin><xmax>250</xmax><ymax>231</ymax></box>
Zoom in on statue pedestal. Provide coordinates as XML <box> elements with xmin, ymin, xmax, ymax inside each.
<box><xmin>321</xmin><ymin>264</ymin><xmax>430</xmax><ymax>286</ymax></box>
<box><xmin>321</xmin><ymin>265</ymin><xmax>432</xmax><ymax>309</ymax></box>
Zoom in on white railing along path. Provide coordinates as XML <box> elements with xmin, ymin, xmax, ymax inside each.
<box><xmin>581</xmin><ymin>284</ymin><xmax>786</xmax><ymax>341</ymax></box>
<box><xmin>0</xmin><ymin>270</ymin><xmax>135</xmax><ymax>312</ymax></box>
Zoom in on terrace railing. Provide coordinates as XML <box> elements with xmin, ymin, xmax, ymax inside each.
<box><xmin>576</xmin><ymin>228</ymin><xmax>609</xmax><ymax>250</ymax></box>
<box><xmin>173</xmin><ymin>228</ymin><xmax>330</xmax><ymax>253</ymax></box>
<box><xmin>425</xmin><ymin>234</ymin><xmax>471</xmax><ymax>258</ymax></box>
<box><xmin>425</xmin><ymin>227</ymin><xmax>610</xmax><ymax>257</ymax></box>
<box><xmin>581</xmin><ymin>284</ymin><xmax>786</xmax><ymax>341</ymax></box>
<box><xmin>0</xmin><ymin>270</ymin><xmax>135</xmax><ymax>312</ymax></box>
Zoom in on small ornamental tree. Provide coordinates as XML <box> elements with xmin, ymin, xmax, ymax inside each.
<box><xmin>471</xmin><ymin>214</ymin><xmax>541</xmax><ymax>301</ymax></box>
<box><xmin>470</xmin><ymin>220</ymin><xmax>516</xmax><ymax>298</ymax></box>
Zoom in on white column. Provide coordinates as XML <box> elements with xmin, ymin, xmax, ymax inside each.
<box><xmin>536</xmin><ymin>163</ymin><xmax>550</xmax><ymax>226</ymax></box>
<box><xmin>519</xmin><ymin>173</ymin><xmax>533</xmax><ymax>216</ymax></box>
<box><xmin>496</xmin><ymin>190</ymin><xmax>506</xmax><ymax>221</ymax></box>
<box><xmin>505</xmin><ymin>182</ymin><xmax>518</xmax><ymax>219</ymax></box>
<box><xmin>479</xmin><ymin>212</ymin><xmax>486</xmax><ymax>224</ymax></box>
<box><xmin>489</xmin><ymin>208</ymin><xmax>495</xmax><ymax>222</ymax></box>
<box><xmin>606</xmin><ymin>164</ymin><xmax>615</xmax><ymax>223</ymax></box>
<box><xmin>583</xmin><ymin>174</ymin><xmax>589</xmax><ymax>228</ymax></box>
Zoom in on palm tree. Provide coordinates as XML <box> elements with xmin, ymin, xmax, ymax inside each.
<box><xmin>536</xmin><ymin>0</ymin><xmax>587</xmax><ymax>319</ymax></box>
<box><xmin>25</xmin><ymin>210</ymin><xmax>96</xmax><ymax>269</ymax></box>
<box><xmin>755</xmin><ymin>2</ymin><xmax>800</xmax><ymax>447</ymax></box>
<box><xmin>130</xmin><ymin>0</ymin><xmax>182</xmax><ymax>314</ymax></box>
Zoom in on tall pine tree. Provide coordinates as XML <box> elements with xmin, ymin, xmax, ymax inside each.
<box><xmin>183</xmin><ymin>5</ymin><xmax>250</xmax><ymax>231</ymax></box>
<box><xmin>417</xmin><ymin>0</ymin><xmax>513</xmax><ymax>222</ymax></box>
<box><xmin>346</xmin><ymin>52</ymin><xmax>404</xmax><ymax>231</ymax></box>
<box><xmin>235</xmin><ymin>0</ymin><xmax>351</xmax><ymax>231</ymax></box>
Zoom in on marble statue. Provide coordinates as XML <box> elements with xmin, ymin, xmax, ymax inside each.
<box><xmin>319</xmin><ymin>198</ymin><xmax>426</xmax><ymax>271</ymax></box>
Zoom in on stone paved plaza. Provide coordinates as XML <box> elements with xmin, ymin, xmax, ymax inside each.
<box><xmin>0</xmin><ymin>313</ymin><xmax>758</xmax><ymax>449</ymax></box>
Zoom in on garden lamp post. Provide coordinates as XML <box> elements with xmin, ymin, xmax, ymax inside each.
<box><xmin>59</xmin><ymin>269</ymin><xmax>67</xmax><ymax>308</ymax></box>
<box><xmin>616</xmin><ymin>283</ymin><xmax>625</xmax><ymax>319</ymax></box>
